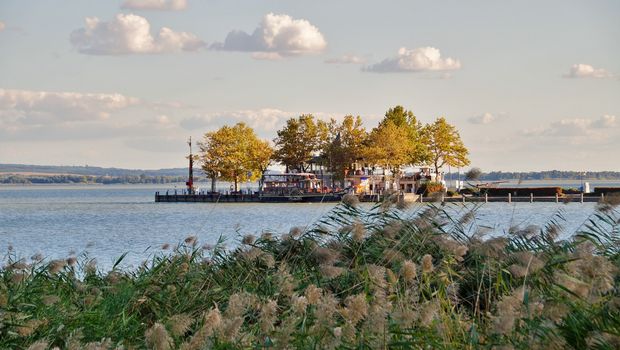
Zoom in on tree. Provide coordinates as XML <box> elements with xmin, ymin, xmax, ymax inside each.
<box><xmin>273</xmin><ymin>115</ymin><xmax>327</xmax><ymax>172</ymax></box>
<box><xmin>321</xmin><ymin>115</ymin><xmax>367</xmax><ymax>182</ymax></box>
<box><xmin>198</xmin><ymin>123</ymin><xmax>273</xmax><ymax>192</ymax></box>
<box><xmin>382</xmin><ymin>105</ymin><xmax>429</xmax><ymax>165</ymax></box>
<box><xmin>361</xmin><ymin>106</ymin><xmax>430</xmax><ymax>189</ymax></box>
<box><xmin>363</xmin><ymin>119</ymin><xmax>413</xmax><ymax>177</ymax></box>
<box><xmin>249</xmin><ymin>138</ymin><xmax>274</xmax><ymax>190</ymax></box>
<box><xmin>423</xmin><ymin>117</ymin><xmax>470</xmax><ymax>182</ymax></box>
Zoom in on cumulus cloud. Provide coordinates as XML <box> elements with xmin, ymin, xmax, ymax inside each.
<box><xmin>523</xmin><ymin>115</ymin><xmax>617</xmax><ymax>138</ymax></box>
<box><xmin>121</xmin><ymin>0</ymin><xmax>187</xmax><ymax>11</ymax></box>
<box><xmin>364</xmin><ymin>47</ymin><xmax>461</xmax><ymax>73</ymax></box>
<box><xmin>324</xmin><ymin>54</ymin><xmax>365</xmax><ymax>64</ymax></box>
<box><xmin>564</xmin><ymin>64</ymin><xmax>613</xmax><ymax>79</ymax></box>
<box><xmin>0</xmin><ymin>89</ymin><xmax>140</xmax><ymax>124</ymax></box>
<box><xmin>211</xmin><ymin>13</ymin><xmax>327</xmax><ymax>59</ymax></box>
<box><xmin>468</xmin><ymin>112</ymin><xmax>506</xmax><ymax>125</ymax></box>
<box><xmin>592</xmin><ymin>114</ymin><xmax>617</xmax><ymax>128</ymax></box>
<box><xmin>70</xmin><ymin>14</ymin><xmax>205</xmax><ymax>55</ymax></box>
<box><xmin>180</xmin><ymin>108</ymin><xmax>342</xmax><ymax>138</ymax></box>
<box><xmin>181</xmin><ymin>108</ymin><xmax>292</xmax><ymax>135</ymax></box>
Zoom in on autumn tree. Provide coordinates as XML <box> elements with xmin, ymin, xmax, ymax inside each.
<box><xmin>423</xmin><ymin>117</ymin><xmax>470</xmax><ymax>182</ymax></box>
<box><xmin>321</xmin><ymin>115</ymin><xmax>367</xmax><ymax>182</ymax></box>
<box><xmin>362</xmin><ymin>106</ymin><xmax>430</xmax><ymax>185</ymax></box>
<box><xmin>198</xmin><ymin>123</ymin><xmax>273</xmax><ymax>192</ymax></box>
<box><xmin>382</xmin><ymin>105</ymin><xmax>429</xmax><ymax>165</ymax></box>
<box><xmin>249</xmin><ymin>138</ymin><xmax>274</xmax><ymax>189</ymax></box>
<box><xmin>363</xmin><ymin>119</ymin><xmax>413</xmax><ymax>177</ymax></box>
<box><xmin>273</xmin><ymin>115</ymin><xmax>328</xmax><ymax>172</ymax></box>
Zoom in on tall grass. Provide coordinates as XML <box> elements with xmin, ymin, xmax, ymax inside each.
<box><xmin>2</xmin><ymin>195</ymin><xmax>620</xmax><ymax>349</ymax></box>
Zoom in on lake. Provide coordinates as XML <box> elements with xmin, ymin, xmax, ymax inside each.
<box><xmin>0</xmin><ymin>184</ymin><xmax>605</xmax><ymax>271</ymax></box>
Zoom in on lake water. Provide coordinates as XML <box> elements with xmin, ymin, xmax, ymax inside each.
<box><xmin>0</xmin><ymin>184</ymin><xmax>605</xmax><ymax>271</ymax></box>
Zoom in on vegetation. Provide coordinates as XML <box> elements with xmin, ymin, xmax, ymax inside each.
<box><xmin>3</xmin><ymin>196</ymin><xmax>620</xmax><ymax>349</ymax></box>
<box><xmin>0</xmin><ymin>174</ymin><xmax>187</xmax><ymax>185</ymax></box>
<box><xmin>272</xmin><ymin>115</ymin><xmax>329</xmax><ymax>173</ymax></box>
<box><xmin>363</xmin><ymin>119</ymin><xmax>412</xmax><ymax>177</ymax></box>
<box><xmin>269</xmin><ymin>106</ymin><xmax>469</xmax><ymax>183</ymax></box>
<box><xmin>198</xmin><ymin>123</ymin><xmax>273</xmax><ymax>192</ymax></box>
<box><xmin>423</xmin><ymin>117</ymin><xmax>470</xmax><ymax>182</ymax></box>
<box><xmin>321</xmin><ymin>115</ymin><xmax>368</xmax><ymax>182</ymax></box>
<box><xmin>0</xmin><ymin>165</ymin><xmax>191</xmax><ymax>178</ymax></box>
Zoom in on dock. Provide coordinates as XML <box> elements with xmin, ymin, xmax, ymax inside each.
<box><xmin>155</xmin><ymin>192</ymin><xmax>612</xmax><ymax>204</ymax></box>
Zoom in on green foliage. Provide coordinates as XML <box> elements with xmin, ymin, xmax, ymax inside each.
<box><xmin>321</xmin><ymin>115</ymin><xmax>368</xmax><ymax>182</ymax></box>
<box><xmin>273</xmin><ymin>115</ymin><xmax>328</xmax><ymax>173</ymax></box>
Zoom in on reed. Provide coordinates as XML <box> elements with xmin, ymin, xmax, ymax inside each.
<box><xmin>2</xmin><ymin>199</ymin><xmax>620</xmax><ymax>349</ymax></box>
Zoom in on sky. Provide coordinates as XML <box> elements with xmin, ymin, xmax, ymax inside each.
<box><xmin>0</xmin><ymin>0</ymin><xmax>619</xmax><ymax>171</ymax></box>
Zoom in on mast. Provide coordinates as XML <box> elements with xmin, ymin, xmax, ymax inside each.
<box><xmin>186</xmin><ymin>137</ymin><xmax>194</xmax><ymax>194</ymax></box>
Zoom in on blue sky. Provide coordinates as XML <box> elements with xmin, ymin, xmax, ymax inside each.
<box><xmin>0</xmin><ymin>0</ymin><xmax>618</xmax><ymax>171</ymax></box>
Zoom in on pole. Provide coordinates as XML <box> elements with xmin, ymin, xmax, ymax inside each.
<box><xmin>187</xmin><ymin>137</ymin><xmax>194</xmax><ymax>194</ymax></box>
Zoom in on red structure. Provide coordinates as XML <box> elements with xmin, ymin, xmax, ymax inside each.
<box><xmin>186</xmin><ymin>137</ymin><xmax>194</xmax><ymax>194</ymax></box>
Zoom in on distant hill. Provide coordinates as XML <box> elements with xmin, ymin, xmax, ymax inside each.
<box><xmin>2</xmin><ymin>164</ymin><xmax>620</xmax><ymax>184</ymax></box>
<box><xmin>444</xmin><ymin>170</ymin><xmax>620</xmax><ymax>181</ymax></box>
<box><xmin>0</xmin><ymin>164</ymin><xmax>205</xmax><ymax>177</ymax></box>
<box><xmin>0</xmin><ymin>164</ymin><xmax>205</xmax><ymax>184</ymax></box>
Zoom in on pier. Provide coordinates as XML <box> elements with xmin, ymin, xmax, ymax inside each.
<box><xmin>155</xmin><ymin>192</ymin><xmax>612</xmax><ymax>203</ymax></box>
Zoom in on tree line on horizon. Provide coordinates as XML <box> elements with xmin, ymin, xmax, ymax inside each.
<box><xmin>198</xmin><ymin>106</ymin><xmax>471</xmax><ymax>192</ymax></box>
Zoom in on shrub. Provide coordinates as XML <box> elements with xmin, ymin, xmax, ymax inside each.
<box><xmin>425</xmin><ymin>182</ymin><xmax>445</xmax><ymax>195</ymax></box>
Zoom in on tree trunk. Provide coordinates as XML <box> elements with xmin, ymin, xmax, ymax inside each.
<box><xmin>234</xmin><ymin>176</ymin><xmax>239</xmax><ymax>192</ymax></box>
<box><xmin>211</xmin><ymin>174</ymin><xmax>216</xmax><ymax>193</ymax></box>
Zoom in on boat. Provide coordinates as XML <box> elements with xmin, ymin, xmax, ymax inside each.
<box><xmin>259</xmin><ymin>173</ymin><xmax>346</xmax><ymax>202</ymax></box>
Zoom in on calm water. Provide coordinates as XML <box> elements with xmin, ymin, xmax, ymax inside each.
<box><xmin>0</xmin><ymin>184</ymin><xmax>602</xmax><ymax>270</ymax></box>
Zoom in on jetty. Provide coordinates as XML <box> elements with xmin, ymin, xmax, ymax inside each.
<box><xmin>155</xmin><ymin>191</ymin><xmax>614</xmax><ymax>204</ymax></box>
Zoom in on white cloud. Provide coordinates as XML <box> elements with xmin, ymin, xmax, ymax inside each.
<box><xmin>0</xmin><ymin>88</ymin><xmax>140</xmax><ymax>125</ymax></box>
<box><xmin>121</xmin><ymin>0</ymin><xmax>187</xmax><ymax>11</ymax></box>
<box><xmin>211</xmin><ymin>13</ymin><xmax>327</xmax><ymax>59</ymax></box>
<box><xmin>592</xmin><ymin>114</ymin><xmax>617</xmax><ymax>128</ymax></box>
<box><xmin>179</xmin><ymin>108</ymin><xmax>342</xmax><ymax>138</ymax></box>
<box><xmin>181</xmin><ymin>108</ymin><xmax>293</xmax><ymax>135</ymax></box>
<box><xmin>364</xmin><ymin>47</ymin><xmax>461</xmax><ymax>73</ymax></box>
<box><xmin>469</xmin><ymin>112</ymin><xmax>501</xmax><ymax>125</ymax></box>
<box><xmin>467</xmin><ymin>112</ymin><xmax>506</xmax><ymax>124</ymax></box>
<box><xmin>325</xmin><ymin>54</ymin><xmax>365</xmax><ymax>64</ymax></box>
<box><xmin>564</xmin><ymin>63</ymin><xmax>613</xmax><ymax>79</ymax></box>
<box><xmin>70</xmin><ymin>14</ymin><xmax>205</xmax><ymax>55</ymax></box>
<box><xmin>523</xmin><ymin>115</ymin><xmax>617</xmax><ymax>138</ymax></box>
